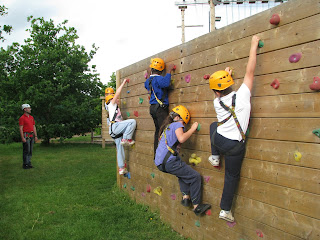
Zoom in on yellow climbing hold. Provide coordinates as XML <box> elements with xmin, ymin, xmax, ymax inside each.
<box><xmin>189</xmin><ymin>154</ymin><xmax>201</xmax><ymax>165</ymax></box>
<box><xmin>294</xmin><ymin>151</ymin><xmax>302</xmax><ymax>162</ymax></box>
<box><xmin>191</xmin><ymin>153</ymin><xmax>197</xmax><ymax>158</ymax></box>
<box><xmin>153</xmin><ymin>186</ymin><xmax>162</xmax><ymax>196</ymax></box>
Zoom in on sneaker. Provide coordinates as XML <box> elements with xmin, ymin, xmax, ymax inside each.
<box><xmin>219</xmin><ymin>210</ymin><xmax>235</xmax><ymax>222</ymax></box>
<box><xmin>120</xmin><ymin>139</ymin><xmax>128</xmax><ymax>145</ymax></box>
<box><xmin>120</xmin><ymin>139</ymin><xmax>135</xmax><ymax>146</ymax></box>
<box><xmin>28</xmin><ymin>164</ymin><xmax>34</xmax><ymax>168</ymax></box>
<box><xmin>181</xmin><ymin>198</ymin><xmax>192</xmax><ymax>207</ymax></box>
<box><xmin>208</xmin><ymin>155</ymin><xmax>220</xmax><ymax>167</ymax></box>
<box><xmin>22</xmin><ymin>164</ymin><xmax>30</xmax><ymax>169</ymax></box>
<box><xmin>193</xmin><ymin>203</ymin><xmax>211</xmax><ymax>216</ymax></box>
<box><xmin>126</xmin><ymin>139</ymin><xmax>135</xmax><ymax>145</ymax></box>
<box><xmin>119</xmin><ymin>167</ymin><xmax>128</xmax><ymax>175</ymax></box>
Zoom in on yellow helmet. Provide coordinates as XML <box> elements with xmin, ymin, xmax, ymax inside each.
<box><xmin>150</xmin><ymin>58</ymin><xmax>165</xmax><ymax>71</ymax></box>
<box><xmin>172</xmin><ymin>105</ymin><xmax>190</xmax><ymax>124</ymax></box>
<box><xmin>105</xmin><ymin>87</ymin><xmax>115</xmax><ymax>94</ymax></box>
<box><xmin>105</xmin><ymin>94</ymin><xmax>114</xmax><ymax>104</ymax></box>
<box><xmin>209</xmin><ymin>70</ymin><xmax>234</xmax><ymax>90</ymax></box>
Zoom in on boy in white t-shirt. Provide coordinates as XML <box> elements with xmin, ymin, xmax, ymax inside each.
<box><xmin>208</xmin><ymin>35</ymin><xmax>260</xmax><ymax>222</ymax></box>
<box><xmin>105</xmin><ymin>79</ymin><xmax>136</xmax><ymax>175</ymax></box>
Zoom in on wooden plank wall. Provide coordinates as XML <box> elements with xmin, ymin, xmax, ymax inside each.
<box><xmin>114</xmin><ymin>0</ymin><xmax>320</xmax><ymax>239</ymax></box>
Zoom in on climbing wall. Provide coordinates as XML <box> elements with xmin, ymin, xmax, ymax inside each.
<box><xmin>115</xmin><ymin>0</ymin><xmax>320</xmax><ymax>239</ymax></box>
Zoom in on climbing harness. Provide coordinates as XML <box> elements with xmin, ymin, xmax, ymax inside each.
<box><xmin>148</xmin><ymin>76</ymin><xmax>168</xmax><ymax>108</ymax></box>
<box><xmin>211</xmin><ymin>94</ymin><xmax>246</xmax><ymax>155</ymax></box>
<box><xmin>157</xmin><ymin>125</ymin><xmax>179</xmax><ymax>172</ymax></box>
<box><xmin>109</xmin><ymin>105</ymin><xmax>123</xmax><ymax>139</ymax></box>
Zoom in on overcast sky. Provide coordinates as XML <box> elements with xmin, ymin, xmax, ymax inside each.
<box><xmin>1</xmin><ymin>0</ymin><xmax>279</xmax><ymax>84</ymax></box>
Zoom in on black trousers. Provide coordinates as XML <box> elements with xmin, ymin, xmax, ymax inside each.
<box><xmin>210</xmin><ymin>122</ymin><xmax>246</xmax><ymax>211</ymax></box>
<box><xmin>150</xmin><ymin>104</ymin><xmax>169</xmax><ymax>155</ymax></box>
<box><xmin>23</xmin><ymin>137</ymin><xmax>34</xmax><ymax>166</ymax></box>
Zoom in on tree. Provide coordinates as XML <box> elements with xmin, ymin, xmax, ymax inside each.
<box><xmin>106</xmin><ymin>72</ymin><xmax>116</xmax><ymax>90</ymax></box>
<box><xmin>0</xmin><ymin>5</ymin><xmax>13</xmax><ymax>42</ymax></box>
<box><xmin>0</xmin><ymin>17</ymin><xmax>104</xmax><ymax>144</ymax></box>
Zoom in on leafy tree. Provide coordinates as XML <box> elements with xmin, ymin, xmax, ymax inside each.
<box><xmin>0</xmin><ymin>5</ymin><xmax>13</xmax><ymax>42</ymax></box>
<box><xmin>106</xmin><ymin>72</ymin><xmax>116</xmax><ymax>90</ymax></box>
<box><xmin>0</xmin><ymin>17</ymin><xmax>105</xmax><ymax>144</ymax></box>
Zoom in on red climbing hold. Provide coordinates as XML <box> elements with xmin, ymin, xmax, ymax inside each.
<box><xmin>205</xmin><ymin>209</ymin><xmax>211</xmax><ymax>216</ymax></box>
<box><xmin>185</xmin><ymin>74</ymin><xmax>191</xmax><ymax>83</ymax></box>
<box><xmin>134</xmin><ymin>111</ymin><xmax>139</xmax><ymax>117</ymax></box>
<box><xmin>203</xmin><ymin>74</ymin><xmax>210</xmax><ymax>80</ymax></box>
<box><xmin>125</xmin><ymin>78</ymin><xmax>130</xmax><ymax>83</ymax></box>
<box><xmin>270</xmin><ymin>13</ymin><xmax>280</xmax><ymax>25</ymax></box>
<box><xmin>256</xmin><ymin>229</ymin><xmax>264</xmax><ymax>238</ymax></box>
<box><xmin>270</xmin><ymin>79</ymin><xmax>280</xmax><ymax>89</ymax></box>
<box><xmin>173</xmin><ymin>65</ymin><xmax>177</xmax><ymax>70</ymax></box>
<box><xmin>309</xmin><ymin>77</ymin><xmax>320</xmax><ymax>91</ymax></box>
<box><xmin>289</xmin><ymin>53</ymin><xmax>302</xmax><ymax>63</ymax></box>
<box><xmin>146</xmin><ymin>184</ymin><xmax>151</xmax><ymax>193</ymax></box>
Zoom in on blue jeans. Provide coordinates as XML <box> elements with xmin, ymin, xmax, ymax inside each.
<box><xmin>23</xmin><ymin>137</ymin><xmax>34</xmax><ymax>166</ymax></box>
<box><xmin>158</xmin><ymin>156</ymin><xmax>202</xmax><ymax>205</ymax></box>
<box><xmin>210</xmin><ymin>122</ymin><xmax>245</xmax><ymax>211</ymax></box>
<box><xmin>110</xmin><ymin>119</ymin><xmax>136</xmax><ymax>168</ymax></box>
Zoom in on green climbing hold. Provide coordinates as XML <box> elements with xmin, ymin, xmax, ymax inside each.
<box><xmin>258</xmin><ymin>40</ymin><xmax>264</xmax><ymax>48</ymax></box>
<box><xmin>123</xmin><ymin>184</ymin><xmax>127</xmax><ymax>188</ymax></box>
<box><xmin>139</xmin><ymin>97</ymin><xmax>143</xmax><ymax>104</ymax></box>
<box><xmin>196</xmin><ymin>123</ymin><xmax>201</xmax><ymax>131</ymax></box>
<box><xmin>195</xmin><ymin>220</ymin><xmax>200</xmax><ymax>227</ymax></box>
<box><xmin>126</xmin><ymin>112</ymin><xmax>130</xmax><ymax>117</ymax></box>
<box><xmin>131</xmin><ymin>186</ymin><xmax>135</xmax><ymax>191</ymax></box>
<box><xmin>312</xmin><ymin>129</ymin><xmax>320</xmax><ymax>138</ymax></box>
<box><xmin>245</xmin><ymin>128</ymin><xmax>250</xmax><ymax>137</ymax></box>
<box><xmin>151</xmin><ymin>173</ymin><xmax>155</xmax><ymax>178</ymax></box>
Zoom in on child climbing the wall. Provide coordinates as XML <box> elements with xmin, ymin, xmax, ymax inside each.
<box><xmin>208</xmin><ymin>35</ymin><xmax>260</xmax><ymax>222</ymax></box>
<box><xmin>144</xmin><ymin>58</ymin><xmax>175</xmax><ymax>155</ymax></box>
<box><xmin>105</xmin><ymin>79</ymin><xmax>137</xmax><ymax>175</ymax></box>
<box><xmin>155</xmin><ymin>105</ymin><xmax>211</xmax><ymax>216</ymax></box>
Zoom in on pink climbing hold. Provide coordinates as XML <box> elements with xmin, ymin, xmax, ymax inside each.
<box><xmin>270</xmin><ymin>79</ymin><xmax>280</xmax><ymax>89</ymax></box>
<box><xmin>309</xmin><ymin>77</ymin><xmax>320</xmax><ymax>91</ymax></box>
<box><xmin>146</xmin><ymin>184</ymin><xmax>151</xmax><ymax>193</ymax></box>
<box><xmin>256</xmin><ymin>229</ymin><xmax>264</xmax><ymax>238</ymax></box>
<box><xmin>204</xmin><ymin>176</ymin><xmax>211</xmax><ymax>183</ymax></box>
<box><xmin>203</xmin><ymin>74</ymin><xmax>210</xmax><ymax>80</ymax></box>
<box><xmin>141</xmin><ymin>192</ymin><xmax>146</xmax><ymax>197</ymax></box>
<box><xmin>144</xmin><ymin>72</ymin><xmax>148</xmax><ymax>79</ymax></box>
<box><xmin>185</xmin><ymin>74</ymin><xmax>191</xmax><ymax>83</ymax></box>
<box><xmin>134</xmin><ymin>111</ymin><xmax>139</xmax><ymax>117</ymax></box>
<box><xmin>205</xmin><ymin>209</ymin><xmax>211</xmax><ymax>216</ymax></box>
<box><xmin>270</xmin><ymin>13</ymin><xmax>280</xmax><ymax>25</ymax></box>
<box><xmin>227</xmin><ymin>221</ymin><xmax>236</xmax><ymax>228</ymax></box>
<box><xmin>289</xmin><ymin>53</ymin><xmax>302</xmax><ymax>63</ymax></box>
<box><xmin>170</xmin><ymin>194</ymin><xmax>176</xmax><ymax>200</ymax></box>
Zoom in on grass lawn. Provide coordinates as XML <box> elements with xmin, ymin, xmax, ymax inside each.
<box><xmin>0</xmin><ymin>143</ymin><xmax>187</xmax><ymax>240</ymax></box>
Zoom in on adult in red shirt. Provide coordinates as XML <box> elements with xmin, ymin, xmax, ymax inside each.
<box><xmin>19</xmin><ymin>104</ymin><xmax>38</xmax><ymax>169</ymax></box>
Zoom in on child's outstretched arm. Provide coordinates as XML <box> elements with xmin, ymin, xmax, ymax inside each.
<box><xmin>111</xmin><ymin>79</ymin><xmax>129</xmax><ymax>105</ymax></box>
<box><xmin>243</xmin><ymin>35</ymin><xmax>260</xmax><ymax>92</ymax></box>
<box><xmin>175</xmin><ymin>122</ymin><xmax>198</xmax><ymax>143</ymax></box>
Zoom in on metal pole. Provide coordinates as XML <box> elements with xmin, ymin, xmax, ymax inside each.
<box><xmin>179</xmin><ymin>6</ymin><xmax>187</xmax><ymax>43</ymax></box>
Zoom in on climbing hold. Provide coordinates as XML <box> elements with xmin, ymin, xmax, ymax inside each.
<box><xmin>185</xmin><ymin>74</ymin><xmax>191</xmax><ymax>83</ymax></box>
<box><xmin>170</xmin><ymin>194</ymin><xmax>176</xmax><ymax>200</ymax></box>
<box><xmin>195</xmin><ymin>220</ymin><xmax>200</xmax><ymax>227</ymax></box>
<box><xmin>141</xmin><ymin>192</ymin><xmax>146</xmax><ymax>197</ymax></box>
<box><xmin>204</xmin><ymin>176</ymin><xmax>211</xmax><ymax>183</ymax></box>
<box><xmin>127</xmin><ymin>90</ymin><xmax>130</xmax><ymax>94</ymax></box>
<box><xmin>171</xmin><ymin>79</ymin><xmax>175</xmax><ymax>85</ymax></box>
<box><xmin>122</xmin><ymin>100</ymin><xmax>126</xmax><ymax>105</ymax></box>
<box><xmin>134</xmin><ymin>111</ymin><xmax>139</xmax><ymax>117</ymax></box>
<box><xmin>197</xmin><ymin>123</ymin><xmax>201</xmax><ymax>131</ymax></box>
<box><xmin>270</xmin><ymin>13</ymin><xmax>280</xmax><ymax>25</ymax></box>
<box><xmin>125</xmin><ymin>78</ymin><xmax>130</xmax><ymax>83</ymax></box>
<box><xmin>130</xmin><ymin>186</ymin><xmax>135</xmax><ymax>191</ymax></box>
<box><xmin>309</xmin><ymin>77</ymin><xmax>320</xmax><ymax>91</ymax></box>
<box><xmin>245</xmin><ymin>128</ymin><xmax>250</xmax><ymax>137</ymax></box>
<box><xmin>205</xmin><ymin>209</ymin><xmax>211</xmax><ymax>216</ymax></box>
<box><xmin>146</xmin><ymin>184</ymin><xmax>151</xmax><ymax>193</ymax></box>
<box><xmin>123</xmin><ymin>183</ymin><xmax>127</xmax><ymax>188</ymax></box>
<box><xmin>256</xmin><ymin>229</ymin><xmax>264</xmax><ymax>238</ymax></box>
<box><xmin>173</xmin><ymin>65</ymin><xmax>177</xmax><ymax>70</ymax></box>
<box><xmin>270</xmin><ymin>79</ymin><xmax>280</xmax><ymax>89</ymax></box>
<box><xmin>139</xmin><ymin>97</ymin><xmax>144</xmax><ymax>104</ymax></box>
<box><xmin>289</xmin><ymin>53</ymin><xmax>302</xmax><ymax>63</ymax></box>
<box><xmin>189</xmin><ymin>154</ymin><xmax>201</xmax><ymax>165</ymax></box>
<box><xmin>191</xmin><ymin>153</ymin><xmax>197</xmax><ymax>158</ymax></box>
<box><xmin>144</xmin><ymin>72</ymin><xmax>148</xmax><ymax>79</ymax></box>
<box><xmin>126</xmin><ymin>112</ymin><xmax>130</xmax><ymax>117</ymax></box>
<box><xmin>312</xmin><ymin>129</ymin><xmax>320</xmax><ymax>138</ymax></box>
<box><xmin>258</xmin><ymin>40</ymin><xmax>264</xmax><ymax>48</ymax></box>
<box><xmin>153</xmin><ymin>186</ymin><xmax>162</xmax><ymax>196</ymax></box>
<box><xmin>150</xmin><ymin>173</ymin><xmax>155</xmax><ymax>178</ymax></box>
<box><xmin>227</xmin><ymin>221</ymin><xmax>236</xmax><ymax>228</ymax></box>
<box><xmin>203</xmin><ymin>74</ymin><xmax>210</xmax><ymax>80</ymax></box>
<box><xmin>294</xmin><ymin>151</ymin><xmax>302</xmax><ymax>162</ymax></box>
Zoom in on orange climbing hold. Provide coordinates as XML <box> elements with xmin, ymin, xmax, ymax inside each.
<box><xmin>270</xmin><ymin>79</ymin><xmax>280</xmax><ymax>89</ymax></box>
<box><xmin>270</xmin><ymin>13</ymin><xmax>280</xmax><ymax>25</ymax></box>
<box><xmin>309</xmin><ymin>77</ymin><xmax>320</xmax><ymax>91</ymax></box>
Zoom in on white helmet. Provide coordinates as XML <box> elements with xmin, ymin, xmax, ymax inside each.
<box><xmin>21</xmin><ymin>104</ymin><xmax>31</xmax><ymax>110</ymax></box>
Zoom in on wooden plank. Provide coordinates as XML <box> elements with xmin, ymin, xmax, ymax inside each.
<box><xmin>118</xmin><ymin>0</ymin><xmax>320</xmax><ymax>77</ymax></box>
